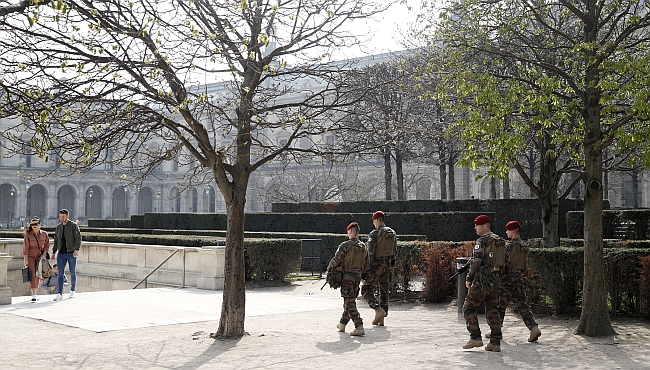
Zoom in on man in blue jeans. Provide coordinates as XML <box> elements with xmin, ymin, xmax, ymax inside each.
<box><xmin>50</xmin><ymin>209</ymin><xmax>82</xmax><ymax>301</ymax></box>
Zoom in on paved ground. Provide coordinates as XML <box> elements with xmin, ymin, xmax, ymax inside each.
<box><xmin>1</xmin><ymin>279</ymin><xmax>649</xmax><ymax>369</ymax></box>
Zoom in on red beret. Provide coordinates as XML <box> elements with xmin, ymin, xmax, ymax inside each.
<box><xmin>372</xmin><ymin>211</ymin><xmax>385</xmax><ymax>220</ymax></box>
<box><xmin>347</xmin><ymin>222</ymin><xmax>359</xmax><ymax>231</ymax></box>
<box><xmin>505</xmin><ymin>221</ymin><xmax>520</xmax><ymax>230</ymax></box>
<box><xmin>474</xmin><ymin>215</ymin><xmax>491</xmax><ymax>225</ymax></box>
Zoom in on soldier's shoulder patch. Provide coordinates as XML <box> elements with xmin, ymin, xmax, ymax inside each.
<box><xmin>474</xmin><ymin>244</ymin><xmax>480</xmax><ymax>250</ymax></box>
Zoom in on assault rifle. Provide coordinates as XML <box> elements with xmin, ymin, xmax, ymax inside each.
<box><xmin>448</xmin><ymin>260</ymin><xmax>472</xmax><ymax>282</ymax></box>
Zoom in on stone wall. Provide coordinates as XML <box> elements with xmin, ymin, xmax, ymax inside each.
<box><xmin>0</xmin><ymin>238</ymin><xmax>225</xmax><ymax>298</ymax></box>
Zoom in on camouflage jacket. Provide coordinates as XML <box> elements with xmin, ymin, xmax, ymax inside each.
<box><xmin>328</xmin><ymin>238</ymin><xmax>369</xmax><ymax>278</ymax></box>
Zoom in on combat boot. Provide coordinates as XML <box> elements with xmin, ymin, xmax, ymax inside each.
<box><xmin>350</xmin><ymin>325</ymin><xmax>365</xmax><ymax>337</ymax></box>
<box><xmin>337</xmin><ymin>323</ymin><xmax>346</xmax><ymax>332</ymax></box>
<box><xmin>528</xmin><ymin>326</ymin><xmax>541</xmax><ymax>342</ymax></box>
<box><xmin>485</xmin><ymin>342</ymin><xmax>501</xmax><ymax>352</ymax></box>
<box><xmin>462</xmin><ymin>339</ymin><xmax>483</xmax><ymax>349</ymax></box>
<box><xmin>372</xmin><ymin>306</ymin><xmax>386</xmax><ymax>325</ymax></box>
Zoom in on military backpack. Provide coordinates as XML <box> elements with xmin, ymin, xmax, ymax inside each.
<box><xmin>484</xmin><ymin>234</ymin><xmax>507</xmax><ymax>273</ymax></box>
<box><xmin>374</xmin><ymin>227</ymin><xmax>396</xmax><ymax>258</ymax></box>
<box><xmin>343</xmin><ymin>241</ymin><xmax>367</xmax><ymax>271</ymax></box>
<box><xmin>507</xmin><ymin>239</ymin><xmax>530</xmax><ymax>272</ymax></box>
<box><xmin>325</xmin><ymin>268</ymin><xmax>343</xmax><ymax>289</ymax></box>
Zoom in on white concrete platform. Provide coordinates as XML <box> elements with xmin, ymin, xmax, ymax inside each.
<box><xmin>0</xmin><ymin>284</ymin><xmax>340</xmax><ymax>332</ymax></box>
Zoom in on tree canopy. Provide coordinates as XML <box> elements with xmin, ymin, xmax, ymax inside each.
<box><xmin>0</xmin><ymin>0</ymin><xmax>391</xmax><ymax>338</ymax></box>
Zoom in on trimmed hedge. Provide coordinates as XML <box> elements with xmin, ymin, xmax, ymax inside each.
<box><xmin>272</xmin><ymin>199</ymin><xmax>591</xmax><ymax>238</ymax></box>
<box><xmin>140</xmin><ymin>211</ymin><xmax>489</xmax><ymax>242</ymax></box>
<box><xmin>567</xmin><ymin>209</ymin><xmax>650</xmax><ymax>239</ymax></box>
<box><xmin>640</xmin><ymin>256</ymin><xmax>650</xmax><ymax>317</ymax></box>
<box><xmin>246</xmin><ymin>239</ymin><xmax>301</xmax><ymax>282</ymax></box>
<box><xmin>527</xmin><ymin>246</ymin><xmax>650</xmax><ymax>314</ymax></box>
<box><xmin>529</xmin><ymin>238</ymin><xmax>650</xmax><ymax>249</ymax></box>
<box><xmin>88</xmin><ymin>219</ymin><xmax>132</xmax><ymax>228</ymax></box>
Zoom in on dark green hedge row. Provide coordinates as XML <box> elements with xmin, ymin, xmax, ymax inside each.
<box><xmin>528</xmin><ymin>238</ymin><xmax>650</xmax><ymax>249</ymax></box>
<box><xmin>567</xmin><ymin>210</ymin><xmax>650</xmax><ymax>240</ymax></box>
<box><xmin>272</xmin><ymin>199</ymin><xmax>591</xmax><ymax>238</ymax></box>
<box><xmin>528</xmin><ymin>247</ymin><xmax>650</xmax><ymax>315</ymax></box>
<box><xmin>137</xmin><ymin>211</ymin><xmax>489</xmax><ymax>242</ymax></box>
<box><xmin>88</xmin><ymin>219</ymin><xmax>132</xmax><ymax>228</ymax></box>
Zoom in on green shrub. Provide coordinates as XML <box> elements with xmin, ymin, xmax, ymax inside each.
<box><xmin>391</xmin><ymin>241</ymin><xmax>426</xmax><ymax>294</ymax></box>
<box><xmin>605</xmin><ymin>248</ymin><xmax>650</xmax><ymax>315</ymax></box>
<box><xmin>245</xmin><ymin>239</ymin><xmax>302</xmax><ymax>282</ymax></box>
<box><xmin>528</xmin><ymin>247</ymin><xmax>584</xmax><ymax>314</ymax></box>
<box><xmin>640</xmin><ymin>255</ymin><xmax>650</xmax><ymax>318</ymax></box>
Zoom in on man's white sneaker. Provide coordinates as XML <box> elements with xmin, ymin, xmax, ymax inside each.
<box><xmin>69</xmin><ymin>291</ymin><xmax>75</xmax><ymax>298</ymax></box>
<box><xmin>53</xmin><ymin>294</ymin><xmax>63</xmax><ymax>301</ymax></box>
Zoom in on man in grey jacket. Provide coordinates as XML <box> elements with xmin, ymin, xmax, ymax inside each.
<box><xmin>50</xmin><ymin>209</ymin><xmax>82</xmax><ymax>301</ymax></box>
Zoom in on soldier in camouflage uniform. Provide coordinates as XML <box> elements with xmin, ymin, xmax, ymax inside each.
<box><xmin>462</xmin><ymin>215</ymin><xmax>503</xmax><ymax>352</ymax></box>
<box><xmin>328</xmin><ymin>222</ymin><xmax>369</xmax><ymax>337</ymax></box>
<box><xmin>494</xmin><ymin>220</ymin><xmax>541</xmax><ymax>342</ymax></box>
<box><xmin>361</xmin><ymin>210</ymin><xmax>395</xmax><ymax>326</ymax></box>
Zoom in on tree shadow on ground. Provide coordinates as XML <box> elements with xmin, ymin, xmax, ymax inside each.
<box><xmin>173</xmin><ymin>334</ymin><xmax>243</xmax><ymax>370</ymax></box>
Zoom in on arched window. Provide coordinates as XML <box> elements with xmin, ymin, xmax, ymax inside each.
<box><xmin>85</xmin><ymin>186</ymin><xmax>103</xmax><ymax>219</ymax></box>
<box><xmin>138</xmin><ymin>187</ymin><xmax>154</xmax><ymax>214</ymax></box>
<box><xmin>57</xmin><ymin>185</ymin><xmax>76</xmax><ymax>217</ymax></box>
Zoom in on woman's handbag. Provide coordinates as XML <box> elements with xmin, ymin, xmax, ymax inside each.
<box><xmin>22</xmin><ymin>266</ymin><xmax>31</xmax><ymax>283</ymax></box>
<box><xmin>37</xmin><ymin>258</ymin><xmax>52</xmax><ymax>280</ymax></box>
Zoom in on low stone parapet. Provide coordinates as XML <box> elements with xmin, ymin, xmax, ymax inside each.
<box><xmin>0</xmin><ymin>238</ymin><xmax>225</xmax><ymax>298</ymax></box>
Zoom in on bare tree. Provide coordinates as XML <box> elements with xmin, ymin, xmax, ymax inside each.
<box><xmin>254</xmin><ymin>161</ymin><xmax>376</xmax><ymax>204</ymax></box>
<box><xmin>0</xmin><ymin>0</ymin><xmax>391</xmax><ymax>337</ymax></box>
<box><xmin>337</xmin><ymin>53</ymin><xmax>440</xmax><ymax>200</ymax></box>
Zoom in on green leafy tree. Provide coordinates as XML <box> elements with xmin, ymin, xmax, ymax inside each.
<box><xmin>0</xmin><ymin>0</ymin><xmax>390</xmax><ymax>337</ymax></box>
<box><xmin>422</xmin><ymin>0</ymin><xmax>650</xmax><ymax>336</ymax></box>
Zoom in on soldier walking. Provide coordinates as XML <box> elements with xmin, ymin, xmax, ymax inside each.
<box><xmin>493</xmin><ymin>220</ymin><xmax>541</xmax><ymax>342</ymax></box>
<box><xmin>328</xmin><ymin>222</ymin><xmax>369</xmax><ymax>336</ymax></box>
<box><xmin>361</xmin><ymin>210</ymin><xmax>396</xmax><ymax>326</ymax></box>
<box><xmin>463</xmin><ymin>215</ymin><xmax>504</xmax><ymax>352</ymax></box>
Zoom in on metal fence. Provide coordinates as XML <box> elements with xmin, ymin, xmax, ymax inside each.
<box><xmin>300</xmin><ymin>239</ymin><xmax>326</xmax><ymax>277</ymax></box>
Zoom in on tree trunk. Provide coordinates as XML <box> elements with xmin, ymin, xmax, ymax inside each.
<box><xmin>448</xmin><ymin>161</ymin><xmax>455</xmax><ymax>200</ymax></box>
<box><xmin>603</xmin><ymin>169</ymin><xmax>608</xmax><ymax>200</ymax></box>
<box><xmin>539</xmin><ymin>185</ymin><xmax>560</xmax><ymax>248</ymax></box>
<box><xmin>632</xmin><ymin>168</ymin><xmax>639</xmax><ymax>209</ymax></box>
<box><xmin>528</xmin><ymin>146</ymin><xmax>536</xmax><ymax>198</ymax></box>
<box><xmin>396</xmin><ymin>150</ymin><xmax>405</xmax><ymax>200</ymax></box>
<box><xmin>384</xmin><ymin>150</ymin><xmax>392</xmax><ymax>200</ymax></box>
<box><xmin>215</xmin><ymin>185</ymin><xmax>247</xmax><ymax>338</ymax></box>
<box><xmin>439</xmin><ymin>162</ymin><xmax>447</xmax><ymax>200</ymax></box>
<box><xmin>576</xmin><ymin>21</ymin><xmax>615</xmax><ymax>333</ymax></box>
<box><xmin>503</xmin><ymin>179</ymin><xmax>510</xmax><ymax>199</ymax></box>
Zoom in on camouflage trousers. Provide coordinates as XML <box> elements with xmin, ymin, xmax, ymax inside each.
<box><xmin>340</xmin><ymin>274</ymin><xmax>363</xmax><ymax>327</ymax></box>
<box><xmin>463</xmin><ymin>283</ymin><xmax>502</xmax><ymax>342</ymax></box>
<box><xmin>361</xmin><ymin>259</ymin><xmax>391</xmax><ymax>315</ymax></box>
<box><xmin>498</xmin><ymin>273</ymin><xmax>537</xmax><ymax>329</ymax></box>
